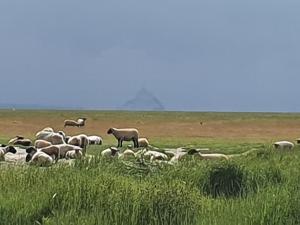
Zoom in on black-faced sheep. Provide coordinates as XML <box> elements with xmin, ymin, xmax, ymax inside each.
<box><xmin>0</xmin><ymin>146</ymin><xmax>17</xmax><ymax>161</ymax></box>
<box><xmin>107</xmin><ymin>128</ymin><xmax>139</xmax><ymax>148</ymax></box>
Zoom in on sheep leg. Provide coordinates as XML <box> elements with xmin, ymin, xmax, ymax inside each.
<box><xmin>133</xmin><ymin>139</ymin><xmax>139</xmax><ymax>148</ymax></box>
<box><xmin>117</xmin><ymin>139</ymin><xmax>121</xmax><ymax>147</ymax></box>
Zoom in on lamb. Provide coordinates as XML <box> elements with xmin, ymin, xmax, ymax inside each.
<box><xmin>67</xmin><ymin>134</ymin><xmax>89</xmax><ymax>156</ymax></box>
<box><xmin>0</xmin><ymin>146</ymin><xmax>17</xmax><ymax>161</ymax></box>
<box><xmin>64</xmin><ymin>118</ymin><xmax>87</xmax><ymax>128</ymax></box>
<box><xmin>25</xmin><ymin>148</ymin><xmax>53</xmax><ymax>167</ymax></box>
<box><xmin>8</xmin><ymin>136</ymin><xmax>32</xmax><ymax>147</ymax></box>
<box><xmin>88</xmin><ymin>136</ymin><xmax>103</xmax><ymax>145</ymax></box>
<box><xmin>107</xmin><ymin>128</ymin><xmax>139</xmax><ymax>148</ymax></box>
<box><xmin>34</xmin><ymin>140</ymin><xmax>52</xmax><ymax>149</ymax></box>
<box><xmin>101</xmin><ymin>147</ymin><xmax>120</xmax><ymax>158</ymax></box>
<box><xmin>274</xmin><ymin>141</ymin><xmax>294</xmax><ymax>150</ymax></box>
<box><xmin>65</xmin><ymin>149</ymin><xmax>83</xmax><ymax>159</ymax></box>
<box><xmin>138</xmin><ymin>138</ymin><xmax>149</xmax><ymax>148</ymax></box>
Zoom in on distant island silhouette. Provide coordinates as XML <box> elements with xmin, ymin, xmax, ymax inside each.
<box><xmin>121</xmin><ymin>88</ymin><xmax>165</xmax><ymax>111</ymax></box>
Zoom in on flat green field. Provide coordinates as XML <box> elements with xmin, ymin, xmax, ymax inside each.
<box><xmin>0</xmin><ymin>110</ymin><xmax>300</xmax><ymax>225</ymax></box>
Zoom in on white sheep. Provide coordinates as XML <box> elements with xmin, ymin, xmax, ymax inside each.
<box><xmin>144</xmin><ymin>150</ymin><xmax>168</xmax><ymax>162</ymax></box>
<box><xmin>88</xmin><ymin>135</ymin><xmax>103</xmax><ymax>145</ymax></box>
<box><xmin>55</xmin><ymin>144</ymin><xmax>83</xmax><ymax>158</ymax></box>
<box><xmin>101</xmin><ymin>147</ymin><xmax>120</xmax><ymax>158</ymax></box>
<box><xmin>34</xmin><ymin>140</ymin><xmax>52</xmax><ymax>149</ymax></box>
<box><xmin>28</xmin><ymin>151</ymin><xmax>54</xmax><ymax>167</ymax></box>
<box><xmin>26</xmin><ymin>146</ymin><xmax>60</xmax><ymax>162</ymax></box>
<box><xmin>118</xmin><ymin>149</ymin><xmax>137</xmax><ymax>160</ymax></box>
<box><xmin>107</xmin><ymin>128</ymin><xmax>139</xmax><ymax>148</ymax></box>
<box><xmin>0</xmin><ymin>146</ymin><xmax>17</xmax><ymax>161</ymax></box>
<box><xmin>138</xmin><ymin>138</ymin><xmax>149</xmax><ymax>148</ymax></box>
<box><xmin>274</xmin><ymin>141</ymin><xmax>294</xmax><ymax>150</ymax></box>
<box><xmin>8</xmin><ymin>136</ymin><xmax>32</xmax><ymax>147</ymax></box>
<box><xmin>64</xmin><ymin>118</ymin><xmax>87</xmax><ymax>128</ymax></box>
<box><xmin>195</xmin><ymin>153</ymin><xmax>229</xmax><ymax>160</ymax></box>
<box><xmin>36</xmin><ymin>131</ymin><xmax>65</xmax><ymax>145</ymax></box>
<box><xmin>65</xmin><ymin>149</ymin><xmax>83</xmax><ymax>159</ymax></box>
<box><xmin>67</xmin><ymin>134</ymin><xmax>89</xmax><ymax>156</ymax></box>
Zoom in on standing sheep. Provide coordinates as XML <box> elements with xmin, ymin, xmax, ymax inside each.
<box><xmin>107</xmin><ymin>128</ymin><xmax>139</xmax><ymax>148</ymax></box>
<box><xmin>0</xmin><ymin>146</ymin><xmax>17</xmax><ymax>161</ymax></box>
<box><xmin>64</xmin><ymin>118</ymin><xmax>87</xmax><ymax>128</ymax></box>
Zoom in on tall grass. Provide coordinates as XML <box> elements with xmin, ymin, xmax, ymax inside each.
<box><xmin>0</xmin><ymin>146</ymin><xmax>300</xmax><ymax>225</ymax></box>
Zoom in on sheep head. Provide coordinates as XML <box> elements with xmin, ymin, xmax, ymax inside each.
<box><xmin>107</xmin><ymin>128</ymin><xmax>114</xmax><ymax>134</ymax></box>
<box><xmin>5</xmin><ymin>146</ymin><xmax>17</xmax><ymax>154</ymax></box>
<box><xmin>25</xmin><ymin>147</ymin><xmax>37</xmax><ymax>162</ymax></box>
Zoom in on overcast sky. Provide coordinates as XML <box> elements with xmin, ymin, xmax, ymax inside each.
<box><xmin>0</xmin><ymin>0</ymin><xmax>300</xmax><ymax>112</ymax></box>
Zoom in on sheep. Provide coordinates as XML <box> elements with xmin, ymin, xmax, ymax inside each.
<box><xmin>64</xmin><ymin>118</ymin><xmax>87</xmax><ymax>128</ymax></box>
<box><xmin>34</xmin><ymin>140</ymin><xmax>52</xmax><ymax>149</ymax></box>
<box><xmin>144</xmin><ymin>150</ymin><xmax>168</xmax><ymax>162</ymax></box>
<box><xmin>273</xmin><ymin>141</ymin><xmax>294</xmax><ymax>150</ymax></box>
<box><xmin>194</xmin><ymin>153</ymin><xmax>229</xmax><ymax>160</ymax></box>
<box><xmin>8</xmin><ymin>135</ymin><xmax>24</xmax><ymax>144</ymax></box>
<box><xmin>138</xmin><ymin>138</ymin><xmax>149</xmax><ymax>148</ymax></box>
<box><xmin>25</xmin><ymin>148</ymin><xmax>53</xmax><ymax>167</ymax></box>
<box><xmin>65</xmin><ymin>149</ymin><xmax>83</xmax><ymax>160</ymax></box>
<box><xmin>101</xmin><ymin>147</ymin><xmax>120</xmax><ymax>158</ymax></box>
<box><xmin>26</xmin><ymin>146</ymin><xmax>60</xmax><ymax>162</ymax></box>
<box><xmin>36</xmin><ymin>131</ymin><xmax>65</xmax><ymax>145</ymax></box>
<box><xmin>55</xmin><ymin>144</ymin><xmax>83</xmax><ymax>158</ymax></box>
<box><xmin>0</xmin><ymin>146</ymin><xmax>17</xmax><ymax>161</ymax></box>
<box><xmin>107</xmin><ymin>128</ymin><xmax>139</xmax><ymax>148</ymax></box>
<box><xmin>67</xmin><ymin>134</ymin><xmax>89</xmax><ymax>156</ymax></box>
<box><xmin>118</xmin><ymin>149</ymin><xmax>137</xmax><ymax>160</ymax></box>
<box><xmin>88</xmin><ymin>136</ymin><xmax>103</xmax><ymax>145</ymax></box>
<box><xmin>8</xmin><ymin>136</ymin><xmax>32</xmax><ymax>147</ymax></box>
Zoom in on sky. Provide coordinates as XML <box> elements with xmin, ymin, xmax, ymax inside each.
<box><xmin>0</xmin><ymin>0</ymin><xmax>300</xmax><ymax>112</ymax></box>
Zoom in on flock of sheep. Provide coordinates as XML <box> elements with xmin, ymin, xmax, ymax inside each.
<box><xmin>0</xmin><ymin>117</ymin><xmax>299</xmax><ymax>167</ymax></box>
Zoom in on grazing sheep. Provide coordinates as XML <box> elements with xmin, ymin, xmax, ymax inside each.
<box><xmin>67</xmin><ymin>134</ymin><xmax>89</xmax><ymax>156</ymax></box>
<box><xmin>0</xmin><ymin>146</ymin><xmax>17</xmax><ymax>161</ymax></box>
<box><xmin>65</xmin><ymin>149</ymin><xmax>83</xmax><ymax>160</ymax></box>
<box><xmin>274</xmin><ymin>141</ymin><xmax>294</xmax><ymax>150</ymax></box>
<box><xmin>26</xmin><ymin>148</ymin><xmax>53</xmax><ymax>167</ymax></box>
<box><xmin>101</xmin><ymin>147</ymin><xmax>120</xmax><ymax>158</ymax></box>
<box><xmin>34</xmin><ymin>140</ymin><xmax>52</xmax><ymax>149</ymax></box>
<box><xmin>64</xmin><ymin>118</ymin><xmax>87</xmax><ymax>128</ymax></box>
<box><xmin>88</xmin><ymin>136</ymin><xmax>103</xmax><ymax>145</ymax></box>
<box><xmin>107</xmin><ymin>128</ymin><xmax>139</xmax><ymax>148</ymax></box>
<box><xmin>138</xmin><ymin>138</ymin><xmax>149</xmax><ymax>148</ymax></box>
